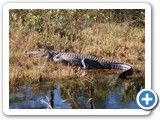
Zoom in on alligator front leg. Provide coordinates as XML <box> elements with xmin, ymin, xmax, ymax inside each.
<box><xmin>81</xmin><ymin>58</ymin><xmax>104</xmax><ymax>69</ymax></box>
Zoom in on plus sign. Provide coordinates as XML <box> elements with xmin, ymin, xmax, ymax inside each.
<box><xmin>142</xmin><ymin>93</ymin><xmax>153</xmax><ymax>105</ymax></box>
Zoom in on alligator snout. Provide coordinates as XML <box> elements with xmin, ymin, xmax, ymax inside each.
<box><xmin>23</xmin><ymin>51</ymin><xmax>32</xmax><ymax>55</ymax></box>
<box><xmin>23</xmin><ymin>49</ymin><xmax>47</xmax><ymax>56</ymax></box>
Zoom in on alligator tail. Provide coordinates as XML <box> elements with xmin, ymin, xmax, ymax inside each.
<box><xmin>118</xmin><ymin>66</ymin><xmax>133</xmax><ymax>79</ymax></box>
<box><xmin>104</xmin><ymin>62</ymin><xmax>133</xmax><ymax>79</ymax></box>
<box><xmin>115</xmin><ymin>63</ymin><xmax>133</xmax><ymax>79</ymax></box>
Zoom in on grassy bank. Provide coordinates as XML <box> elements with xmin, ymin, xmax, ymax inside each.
<box><xmin>9</xmin><ymin>10</ymin><xmax>145</xmax><ymax>86</ymax></box>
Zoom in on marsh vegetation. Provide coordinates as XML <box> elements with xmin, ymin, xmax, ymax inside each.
<box><xmin>9</xmin><ymin>9</ymin><xmax>145</xmax><ymax>109</ymax></box>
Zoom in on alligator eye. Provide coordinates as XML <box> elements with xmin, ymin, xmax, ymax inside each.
<box><xmin>56</xmin><ymin>56</ymin><xmax>60</xmax><ymax>59</ymax></box>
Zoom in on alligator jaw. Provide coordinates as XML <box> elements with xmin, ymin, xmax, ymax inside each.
<box><xmin>23</xmin><ymin>50</ymin><xmax>42</xmax><ymax>56</ymax></box>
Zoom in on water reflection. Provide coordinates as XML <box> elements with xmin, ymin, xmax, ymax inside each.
<box><xmin>9</xmin><ymin>70</ymin><xmax>144</xmax><ymax>109</ymax></box>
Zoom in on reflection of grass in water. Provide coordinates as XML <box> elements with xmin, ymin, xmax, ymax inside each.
<box><xmin>9</xmin><ymin>72</ymin><xmax>144</xmax><ymax>109</ymax></box>
<box><xmin>118</xmin><ymin>78</ymin><xmax>144</xmax><ymax>108</ymax></box>
<box><xmin>58</xmin><ymin>75</ymin><xmax>144</xmax><ymax>109</ymax></box>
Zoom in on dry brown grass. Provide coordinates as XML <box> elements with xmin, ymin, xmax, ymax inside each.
<box><xmin>9</xmin><ymin>21</ymin><xmax>145</xmax><ymax>86</ymax></box>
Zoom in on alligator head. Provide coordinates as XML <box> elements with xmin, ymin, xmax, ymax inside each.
<box><xmin>24</xmin><ymin>48</ymin><xmax>58</xmax><ymax>60</ymax></box>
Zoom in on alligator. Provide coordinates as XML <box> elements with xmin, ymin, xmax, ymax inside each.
<box><xmin>24</xmin><ymin>48</ymin><xmax>133</xmax><ymax>79</ymax></box>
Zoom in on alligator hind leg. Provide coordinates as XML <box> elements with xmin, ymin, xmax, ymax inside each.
<box><xmin>81</xmin><ymin>58</ymin><xmax>104</xmax><ymax>69</ymax></box>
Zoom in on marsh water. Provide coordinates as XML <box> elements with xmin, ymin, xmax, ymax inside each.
<box><xmin>9</xmin><ymin>71</ymin><xmax>144</xmax><ymax>109</ymax></box>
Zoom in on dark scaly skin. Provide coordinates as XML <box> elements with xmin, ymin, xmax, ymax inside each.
<box><xmin>24</xmin><ymin>49</ymin><xmax>133</xmax><ymax>79</ymax></box>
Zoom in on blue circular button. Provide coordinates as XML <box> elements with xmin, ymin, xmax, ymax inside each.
<box><xmin>136</xmin><ymin>89</ymin><xmax>158</xmax><ymax>110</ymax></box>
